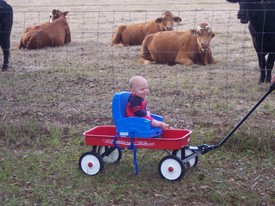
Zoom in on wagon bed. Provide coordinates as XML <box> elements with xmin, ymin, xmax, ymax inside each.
<box><xmin>83</xmin><ymin>126</ymin><xmax>191</xmax><ymax>150</ymax></box>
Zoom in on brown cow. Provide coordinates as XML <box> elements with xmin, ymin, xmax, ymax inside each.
<box><xmin>140</xmin><ymin>23</ymin><xmax>216</xmax><ymax>66</ymax></box>
<box><xmin>111</xmin><ymin>11</ymin><xmax>182</xmax><ymax>46</ymax></box>
<box><xmin>18</xmin><ymin>9</ymin><xmax>71</xmax><ymax>49</ymax></box>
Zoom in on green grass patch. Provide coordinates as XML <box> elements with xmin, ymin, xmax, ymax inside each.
<box><xmin>1</xmin><ymin>58</ymin><xmax>274</xmax><ymax>205</ymax></box>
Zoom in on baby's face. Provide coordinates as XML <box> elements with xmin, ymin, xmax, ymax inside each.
<box><xmin>132</xmin><ymin>79</ymin><xmax>149</xmax><ymax>98</ymax></box>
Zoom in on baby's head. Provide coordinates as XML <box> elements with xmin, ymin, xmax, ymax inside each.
<box><xmin>129</xmin><ymin>76</ymin><xmax>149</xmax><ymax>98</ymax></box>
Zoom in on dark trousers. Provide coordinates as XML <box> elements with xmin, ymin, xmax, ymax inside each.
<box><xmin>0</xmin><ymin>1</ymin><xmax>13</xmax><ymax>69</ymax></box>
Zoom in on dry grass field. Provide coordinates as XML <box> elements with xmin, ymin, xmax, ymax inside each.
<box><xmin>1</xmin><ymin>0</ymin><xmax>274</xmax><ymax>205</ymax></box>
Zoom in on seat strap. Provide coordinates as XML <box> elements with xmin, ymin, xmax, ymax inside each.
<box><xmin>113</xmin><ymin>134</ymin><xmax>138</xmax><ymax>175</ymax></box>
<box><xmin>113</xmin><ymin>135</ymin><xmax>122</xmax><ymax>151</ymax></box>
<box><xmin>128</xmin><ymin>133</ymin><xmax>138</xmax><ymax>176</ymax></box>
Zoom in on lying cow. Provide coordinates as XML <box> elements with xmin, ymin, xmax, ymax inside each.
<box><xmin>0</xmin><ymin>0</ymin><xmax>13</xmax><ymax>71</ymax></box>
<box><xmin>140</xmin><ymin>23</ymin><xmax>216</xmax><ymax>66</ymax></box>
<box><xmin>18</xmin><ymin>9</ymin><xmax>71</xmax><ymax>49</ymax></box>
<box><xmin>111</xmin><ymin>11</ymin><xmax>182</xmax><ymax>46</ymax></box>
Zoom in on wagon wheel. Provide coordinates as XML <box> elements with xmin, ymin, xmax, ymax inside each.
<box><xmin>98</xmin><ymin>146</ymin><xmax>122</xmax><ymax>163</ymax></box>
<box><xmin>79</xmin><ymin>152</ymin><xmax>104</xmax><ymax>176</ymax></box>
<box><xmin>172</xmin><ymin>148</ymin><xmax>198</xmax><ymax>168</ymax></box>
<box><xmin>158</xmin><ymin>155</ymin><xmax>184</xmax><ymax>181</ymax></box>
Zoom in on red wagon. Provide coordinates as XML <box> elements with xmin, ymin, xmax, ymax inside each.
<box><xmin>79</xmin><ymin>83</ymin><xmax>274</xmax><ymax>181</ymax></box>
<box><xmin>79</xmin><ymin>126</ymin><xmax>198</xmax><ymax>181</ymax></box>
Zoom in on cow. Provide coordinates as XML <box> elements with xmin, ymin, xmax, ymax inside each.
<box><xmin>18</xmin><ymin>9</ymin><xmax>71</xmax><ymax>50</ymax></box>
<box><xmin>140</xmin><ymin>23</ymin><xmax>216</xmax><ymax>66</ymax></box>
<box><xmin>0</xmin><ymin>0</ymin><xmax>13</xmax><ymax>71</ymax></box>
<box><xmin>111</xmin><ymin>11</ymin><xmax>182</xmax><ymax>46</ymax></box>
<box><xmin>227</xmin><ymin>0</ymin><xmax>275</xmax><ymax>83</ymax></box>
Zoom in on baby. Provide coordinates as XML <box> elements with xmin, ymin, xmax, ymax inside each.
<box><xmin>126</xmin><ymin>75</ymin><xmax>169</xmax><ymax>129</ymax></box>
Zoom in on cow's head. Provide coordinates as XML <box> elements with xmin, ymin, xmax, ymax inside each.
<box><xmin>155</xmin><ymin>11</ymin><xmax>182</xmax><ymax>31</ymax></box>
<box><xmin>193</xmin><ymin>23</ymin><xmax>215</xmax><ymax>52</ymax></box>
<box><xmin>49</xmin><ymin>9</ymin><xmax>69</xmax><ymax>22</ymax></box>
<box><xmin>226</xmin><ymin>0</ymin><xmax>264</xmax><ymax>24</ymax></box>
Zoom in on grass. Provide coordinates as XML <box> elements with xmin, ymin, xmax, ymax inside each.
<box><xmin>1</xmin><ymin>59</ymin><xmax>274</xmax><ymax>206</ymax></box>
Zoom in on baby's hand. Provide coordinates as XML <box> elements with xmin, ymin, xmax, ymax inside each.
<box><xmin>161</xmin><ymin>122</ymin><xmax>170</xmax><ymax>130</ymax></box>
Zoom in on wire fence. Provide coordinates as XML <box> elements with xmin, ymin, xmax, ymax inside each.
<box><xmin>8</xmin><ymin>5</ymin><xmax>259</xmax><ymax>105</ymax></box>
<box><xmin>9</xmin><ymin>6</ymin><xmax>256</xmax><ymax>71</ymax></box>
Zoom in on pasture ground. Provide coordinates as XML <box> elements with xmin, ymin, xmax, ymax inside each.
<box><xmin>1</xmin><ymin>0</ymin><xmax>275</xmax><ymax>205</ymax></box>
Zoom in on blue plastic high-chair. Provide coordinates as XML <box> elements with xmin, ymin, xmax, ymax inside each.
<box><xmin>112</xmin><ymin>91</ymin><xmax>163</xmax><ymax>138</ymax></box>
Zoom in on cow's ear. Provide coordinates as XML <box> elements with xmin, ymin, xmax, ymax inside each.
<box><xmin>190</xmin><ymin>29</ymin><xmax>197</xmax><ymax>35</ymax></box>
<box><xmin>173</xmin><ymin>17</ymin><xmax>182</xmax><ymax>23</ymax></box>
<box><xmin>155</xmin><ymin>18</ymin><xmax>163</xmax><ymax>24</ymax></box>
<box><xmin>63</xmin><ymin>11</ymin><xmax>69</xmax><ymax>17</ymax></box>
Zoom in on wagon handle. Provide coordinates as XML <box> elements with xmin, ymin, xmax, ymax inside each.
<box><xmin>200</xmin><ymin>81</ymin><xmax>275</xmax><ymax>155</ymax></box>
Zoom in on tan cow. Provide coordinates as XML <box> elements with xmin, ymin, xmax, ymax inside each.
<box><xmin>111</xmin><ymin>11</ymin><xmax>182</xmax><ymax>46</ymax></box>
<box><xmin>140</xmin><ymin>23</ymin><xmax>216</xmax><ymax>66</ymax></box>
<box><xmin>18</xmin><ymin>9</ymin><xmax>71</xmax><ymax>49</ymax></box>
